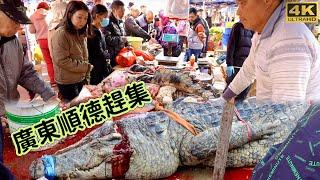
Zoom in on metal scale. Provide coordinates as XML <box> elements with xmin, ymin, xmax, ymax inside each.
<box><xmin>197</xmin><ymin>58</ymin><xmax>213</xmax><ymax>75</ymax></box>
<box><xmin>155</xmin><ymin>33</ymin><xmax>183</xmax><ymax>66</ymax></box>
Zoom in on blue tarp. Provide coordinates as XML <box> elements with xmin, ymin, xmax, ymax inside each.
<box><xmin>190</xmin><ymin>0</ymin><xmax>235</xmax><ymax>4</ymax></box>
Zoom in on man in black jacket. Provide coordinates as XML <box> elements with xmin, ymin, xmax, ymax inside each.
<box><xmin>225</xmin><ymin>22</ymin><xmax>253</xmax><ymax>101</ymax></box>
<box><xmin>102</xmin><ymin>0</ymin><xmax>127</xmax><ymax>67</ymax></box>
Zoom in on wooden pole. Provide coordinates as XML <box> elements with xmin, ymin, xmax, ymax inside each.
<box><xmin>213</xmin><ymin>99</ymin><xmax>235</xmax><ymax>180</ymax></box>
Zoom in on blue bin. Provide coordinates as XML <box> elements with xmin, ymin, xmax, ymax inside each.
<box><xmin>222</xmin><ymin>28</ymin><xmax>232</xmax><ymax>47</ymax></box>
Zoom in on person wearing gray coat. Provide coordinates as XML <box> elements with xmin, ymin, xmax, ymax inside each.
<box><xmin>0</xmin><ymin>0</ymin><xmax>56</xmax><ymax>176</ymax></box>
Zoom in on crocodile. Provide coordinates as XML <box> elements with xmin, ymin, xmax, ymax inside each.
<box><xmin>29</xmin><ymin>97</ymin><xmax>309</xmax><ymax>179</ymax></box>
<box><xmin>127</xmin><ymin>67</ymin><xmax>218</xmax><ymax>99</ymax></box>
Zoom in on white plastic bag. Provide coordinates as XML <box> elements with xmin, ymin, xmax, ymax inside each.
<box><xmin>177</xmin><ymin>20</ymin><xmax>190</xmax><ymax>36</ymax></box>
<box><xmin>165</xmin><ymin>0</ymin><xmax>189</xmax><ymax>19</ymax></box>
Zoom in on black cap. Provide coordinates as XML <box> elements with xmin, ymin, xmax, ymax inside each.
<box><xmin>0</xmin><ymin>0</ymin><xmax>32</xmax><ymax>24</ymax></box>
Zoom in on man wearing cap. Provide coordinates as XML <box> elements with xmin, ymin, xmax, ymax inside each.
<box><xmin>0</xmin><ymin>0</ymin><xmax>56</xmax><ymax>176</ymax></box>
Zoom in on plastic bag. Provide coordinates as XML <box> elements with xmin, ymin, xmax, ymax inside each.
<box><xmin>111</xmin><ymin>71</ymin><xmax>127</xmax><ymax>87</ymax></box>
<box><xmin>176</xmin><ymin>20</ymin><xmax>189</xmax><ymax>37</ymax></box>
<box><xmin>165</xmin><ymin>0</ymin><xmax>189</xmax><ymax>19</ymax></box>
<box><xmin>134</xmin><ymin>50</ymin><xmax>155</xmax><ymax>61</ymax></box>
<box><xmin>115</xmin><ymin>47</ymin><xmax>137</xmax><ymax>67</ymax></box>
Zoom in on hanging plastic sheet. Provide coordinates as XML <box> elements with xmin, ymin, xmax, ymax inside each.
<box><xmin>165</xmin><ymin>0</ymin><xmax>189</xmax><ymax>19</ymax></box>
<box><xmin>190</xmin><ymin>0</ymin><xmax>236</xmax><ymax>4</ymax></box>
<box><xmin>177</xmin><ymin>20</ymin><xmax>190</xmax><ymax>37</ymax></box>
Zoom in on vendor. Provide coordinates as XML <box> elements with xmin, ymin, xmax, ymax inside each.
<box><xmin>0</xmin><ymin>0</ymin><xmax>56</xmax><ymax>177</ymax></box>
<box><xmin>103</xmin><ymin>0</ymin><xmax>128</xmax><ymax>67</ymax></box>
<box><xmin>51</xmin><ymin>1</ymin><xmax>93</xmax><ymax>102</ymax></box>
<box><xmin>225</xmin><ymin>22</ymin><xmax>254</xmax><ymax>102</ymax></box>
<box><xmin>223</xmin><ymin>0</ymin><xmax>320</xmax><ymax>103</ymax></box>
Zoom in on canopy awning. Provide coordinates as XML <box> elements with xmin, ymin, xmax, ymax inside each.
<box><xmin>190</xmin><ymin>0</ymin><xmax>236</xmax><ymax>5</ymax></box>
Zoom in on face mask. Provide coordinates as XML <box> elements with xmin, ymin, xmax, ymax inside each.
<box><xmin>101</xmin><ymin>18</ymin><xmax>109</xmax><ymax>27</ymax></box>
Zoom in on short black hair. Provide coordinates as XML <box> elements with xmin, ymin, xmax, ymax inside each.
<box><xmin>111</xmin><ymin>0</ymin><xmax>124</xmax><ymax>9</ymax></box>
<box><xmin>189</xmin><ymin>7</ymin><xmax>197</xmax><ymax>15</ymax></box>
<box><xmin>91</xmin><ymin>4</ymin><xmax>108</xmax><ymax>19</ymax></box>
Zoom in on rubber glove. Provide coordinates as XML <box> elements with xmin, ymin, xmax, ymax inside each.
<box><xmin>42</xmin><ymin>155</ymin><xmax>56</xmax><ymax>180</ymax></box>
<box><xmin>226</xmin><ymin>66</ymin><xmax>235</xmax><ymax>77</ymax></box>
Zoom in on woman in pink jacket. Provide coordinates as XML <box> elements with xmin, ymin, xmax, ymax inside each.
<box><xmin>29</xmin><ymin>2</ymin><xmax>56</xmax><ymax>87</ymax></box>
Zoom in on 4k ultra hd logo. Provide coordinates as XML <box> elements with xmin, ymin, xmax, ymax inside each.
<box><xmin>286</xmin><ymin>2</ymin><xmax>318</xmax><ymax>23</ymax></box>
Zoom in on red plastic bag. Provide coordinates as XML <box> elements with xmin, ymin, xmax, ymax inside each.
<box><xmin>116</xmin><ymin>47</ymin><xmax>137</xmax><ymax>67</ymax></box>
<box><xmin>133</xmin><ymin>50</ymin><xmax>155</xmax><ymax>61</ymax></box>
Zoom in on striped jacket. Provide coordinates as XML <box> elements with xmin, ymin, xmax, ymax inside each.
<box><xmin>228</xmin><ymin>1</ymin><xmax>320</xmax><ymax>103</ymax></box>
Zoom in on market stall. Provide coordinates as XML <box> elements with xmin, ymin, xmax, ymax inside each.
<box><xmin>3</xmin><ymin>29</ymin><xmax>272</xmax><ymax>178</ymax></box>
<box><xmin>4</xmin><ymin>0</ymin><xmax>320</xmax><ymax>179</ymax></box>
<box><xmin>4</xmin><ymin>28</ymin><xmax>252</xmax><ymax>179</ymax></box>
<box><xmin>5</xmin><ymin>0</ymin><xmax>236</xmax><ymax>178</ymax></box>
